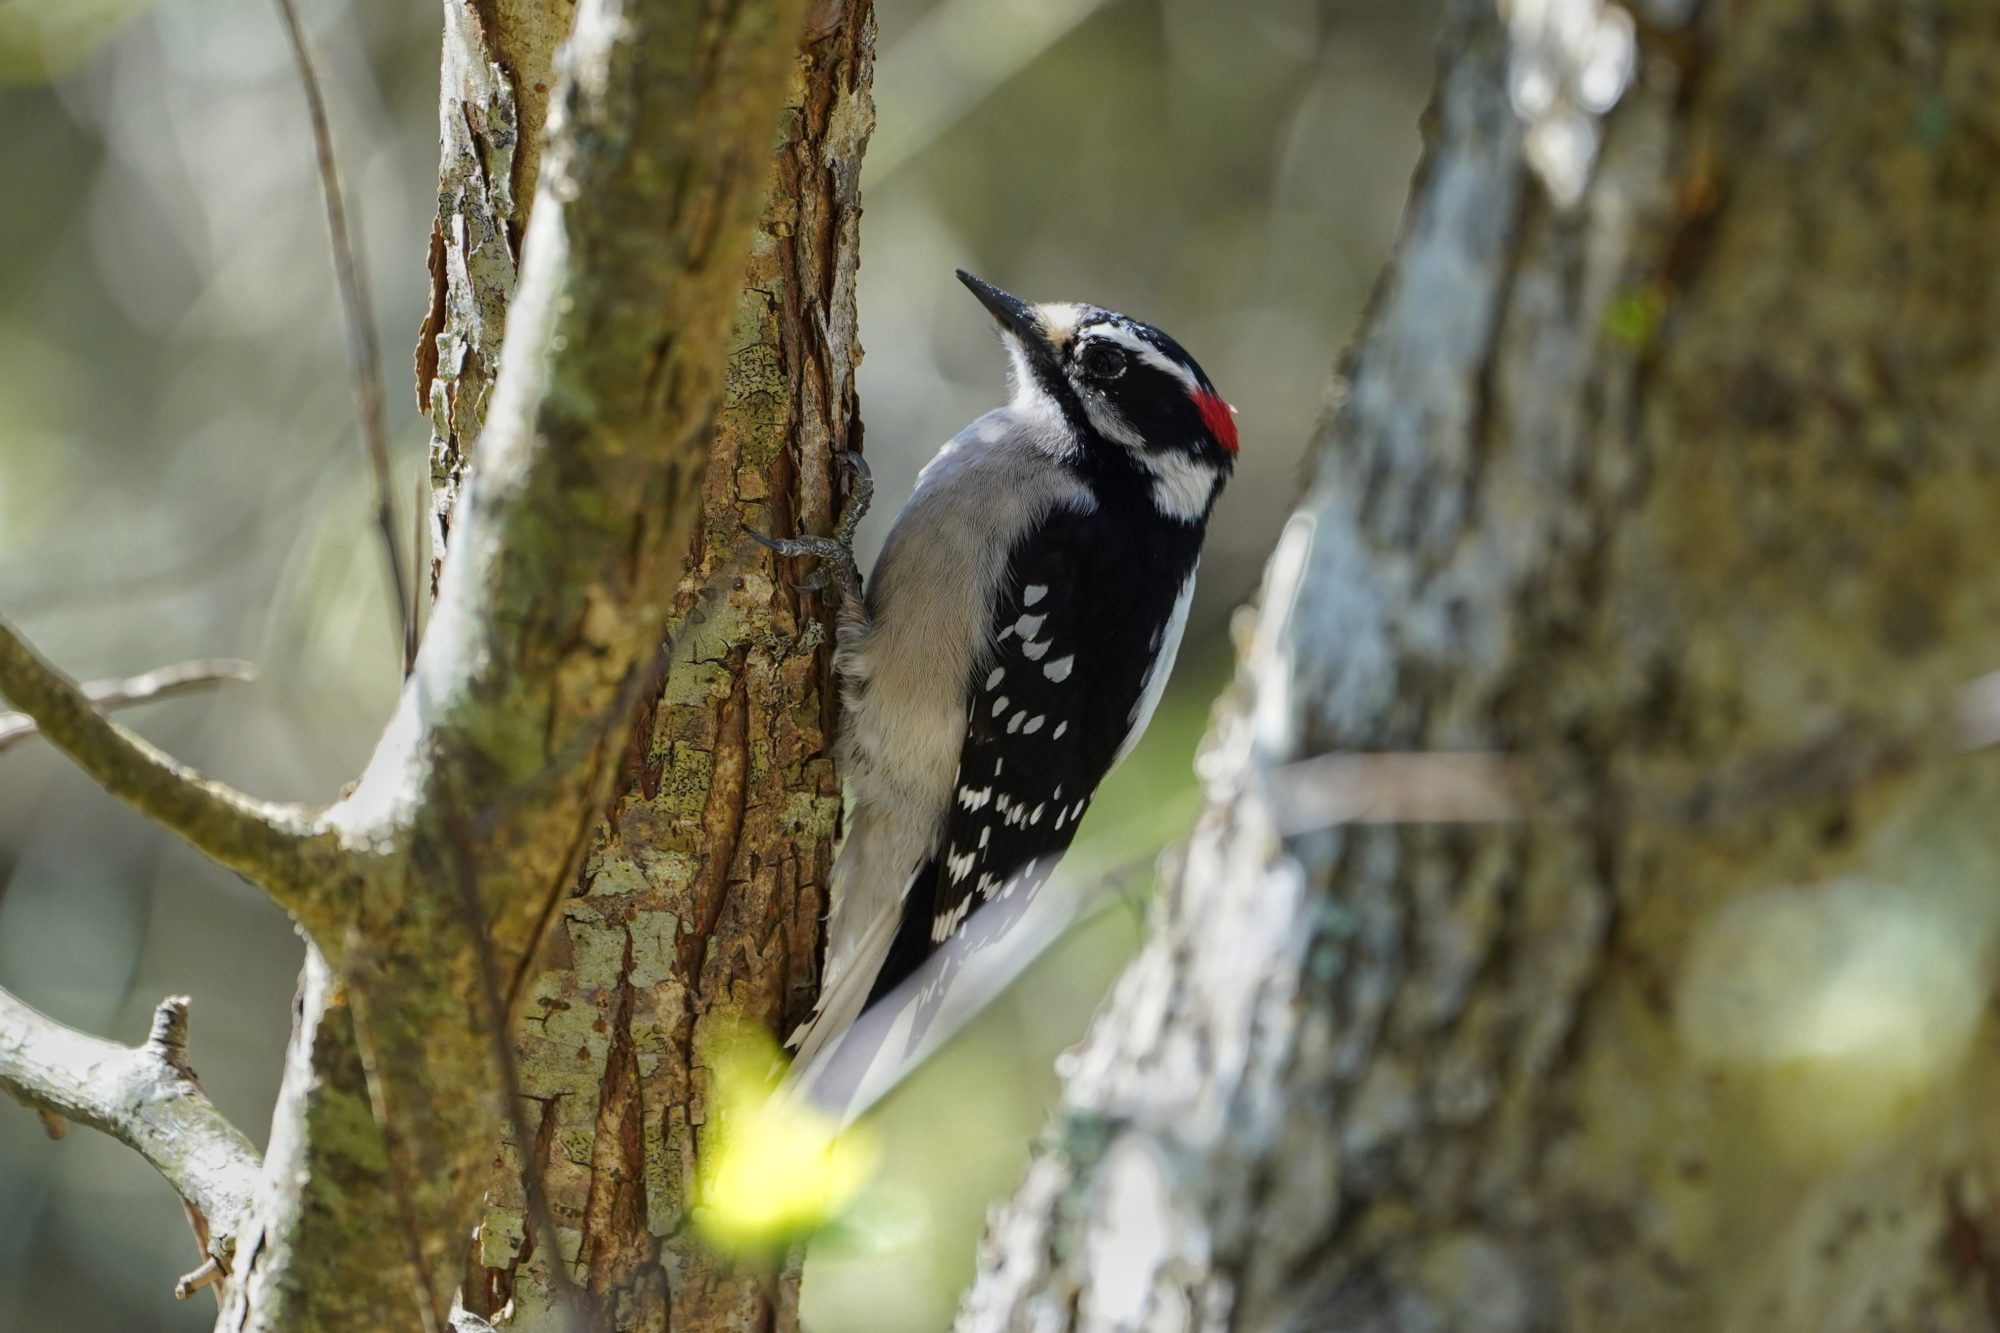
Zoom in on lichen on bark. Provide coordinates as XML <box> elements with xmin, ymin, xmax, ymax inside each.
<box><xmin>963</xmin><ymin>1</ymin><xmax>2000</xmax><ymax>1329</ymax></box>
<box><xmin>216</xmin><ymin>1</ymin><xmax>822</xmax><ymax>1327</ymax></box>
<box><xmin>416</xmin><ymin>0</ymin><xmax>567</xmax><ymax>586</ymax></box>
<box><xmin>450</xmin><ymin>4</ymin><xmax>877</xmax><ymax>1329</ymax></box>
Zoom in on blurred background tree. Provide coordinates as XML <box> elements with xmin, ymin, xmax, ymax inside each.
<box><xmin>11</xmin><ymin>1</ymin><xmax>2000</xmax><ymax>1331</ymax></box>
<box><xmin>0</xmin><ymin>1</ymin><xmax>1438</xmax><ymax>1329</ymax></box>
<box><xmin>964</xmin><ymin>1</ymin><xmax>2000</xmax><ymax>1330</ymax></box>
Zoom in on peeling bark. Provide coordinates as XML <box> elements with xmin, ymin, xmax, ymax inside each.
<box><xmin>416</xmin><ymin>0</ymin><xmax>568</xmax><ymax>583</ymax></box>
<box><xmin>217</xmin><ymin>2</ymin><xmax>814</xmax><ymax>1328</ymax></box>
<box><xmin>963</xmin><ymin>1</ymin><xmax>2000</xmax><ymax>1329</ymax></box>
<box><xmin>428</xmin><ymin>5</ymin><xmax>878</xmax><ymax>1330</ymax></box>
<box><xmin>0</xmin><ymin>993</ymin><xmax>259</xmax><ymax>1287</ymax></box>
<box><xmin>0</xmin><ymin>0</ymin><xmax>859</xmax><ymax>1328</ymax></box>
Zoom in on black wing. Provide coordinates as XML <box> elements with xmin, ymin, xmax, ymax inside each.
<box><xmin>865</xmin><ymin>498</ymin><xmax>1195</xmax><ymax>1028</ymax></box>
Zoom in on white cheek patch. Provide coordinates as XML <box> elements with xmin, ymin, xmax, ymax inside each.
<box><xmin>1144</xmin><ymin>451</ymin><xmax>1220</xmax><ymax>523</ymax></box>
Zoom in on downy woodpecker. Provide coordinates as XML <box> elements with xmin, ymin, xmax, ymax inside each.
<box><xmin>753</xmin><ymin>271</ymin><xmax>1237</xmax><ymax>1100</ymax></box>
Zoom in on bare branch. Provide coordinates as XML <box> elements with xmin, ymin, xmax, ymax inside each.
<box><xmin>0</xmin><ymin>620</ymin><xmax>340</xmax><ymax>921</ymax></box>
<box><xmin>0</xmin><ymin>990</ymin><xmax>260</xmax><ymax>1289</ymax></box>
<box><xmin>272</xmin><ymin>0</ymin><xmax>416</xmax><ymax>677</ymax></box>
<box><xmin>0</xmin><ymin>658</ymin><xmax>255</xmax><ymax>754</ymax></box>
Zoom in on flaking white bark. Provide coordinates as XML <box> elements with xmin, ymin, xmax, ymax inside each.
<box><xmin>0</xmin><ymin>993</ymin><xmax>259</xmax><ymax>1285</ymax></box>
<box><xmin>963</xmin><ymin>0</ymin><xmax>2000</xmax><ymax>1328</ymax></box>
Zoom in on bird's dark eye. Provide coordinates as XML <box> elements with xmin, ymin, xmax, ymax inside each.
<box><xmin>1080</xmin><ymin>344</ymin><xmax>1128</xmax><ymax>380</ymax></box>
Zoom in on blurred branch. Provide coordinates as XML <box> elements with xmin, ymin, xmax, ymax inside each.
<box><xmin>0</xmin><ymin>991</ymin><xmax>260</xmax><ymax>1297</ymax></box>
<box><xmin>0</xmin><ymin>620</ymin><xmax>341</xmax><ymax>924</ymax></box>
<box><xmin>867</xmin><ymin>0</ymin><xmax>1112</xmax><ymax>183</ymax></box>
<box><xmin>273</xmin><ymin>0</ymin><xmax>417</xmax><ymax>677</ymax></box>
<box><xmin>1262</xmin><ymin>666</ymin><xmax>2000</xmax><ymax>837</ymax></box>
<box><xmin>0</xmin><ymin>657</ymin><xmax>255</xmax><ymax>753</ymax></box>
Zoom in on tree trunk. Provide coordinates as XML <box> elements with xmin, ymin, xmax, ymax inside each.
<box><xmin>962</xmin><ymin>1</ymin><xmax>2000</xmax><ymax>1329</ymax></box>
<box><xmin>217</xmin><ymin>2</ymin><xmax>820</xmax><ymax>1328</ymax></box>
<box><xmin>424</xmin><ymin>5</ymin><xmax>876</xmax><ymax>1330</ymax></box>
<box><xmin>0</xmin><ymin>3</ymin><xmax>868</xmax><ymax>1330</ymax></box>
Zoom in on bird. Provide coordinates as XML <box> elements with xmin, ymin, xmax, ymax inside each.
<box><xmin>749</xmin><ymin>270</ymin><xmax>1237</xmax><ymax>1108</ymax></box>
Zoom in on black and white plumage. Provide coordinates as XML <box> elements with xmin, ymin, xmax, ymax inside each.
<box><xmin>782</xmin><ymin>271</ymin><xmax>1237</xmax><ymax>1100</ymax></box>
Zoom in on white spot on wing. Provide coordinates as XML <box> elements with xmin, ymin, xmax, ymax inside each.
<box><xmin>992</xmin><ymin>695</ymin><xmax>1010</xmax><ymax>717</ymax></box>
<box><xmin>1022</xmin><ymin>639</ymin><xmax>1051</xmax><ymax>661</ymax></box>
<box><xmin>1044</xmin><ymin>655</ymin><xmax>1074</xmax><ymax>682</ymax></box>
<box><xmin>1023</xmin><ymin>585</ymin><xmax>1048</xmax><ymax>606</ymax></box>
<box><xmin>1024</xmin><ymin>715</ymin><xmax>1044</xmax><ymax>734</ymax></box>
<box><xmin>1053</xmin><ymin>721</ymin><xmax>1068</xmax><ymax>739</ymax></box>
<box><xmin>1008</xmin><ymin>710</ymin><xmax>1026</xmax><ymax>733</ymax></box>
<box><xmin>931</xmin><ymin>896</ymin><xmax>973</xmax><ymax>942</ymax></box>
<box><xmin>986</xmin><ymin>666</ymin><xmax>1006</xmax><ymax>690</ymax></box>
<box><xmin>1015</xmin><ymin>613</ymin><xmax>1047</xmax><ymax>639</ymax></box>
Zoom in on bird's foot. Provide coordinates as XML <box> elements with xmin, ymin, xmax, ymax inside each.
<box><xmin>744</xmin><ymin>450</ymin><xmax>872</xmax><ymax>596</ymax></box>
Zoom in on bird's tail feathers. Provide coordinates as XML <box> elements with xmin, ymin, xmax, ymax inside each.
<box><xmin>785</xmin><ymin>905</ymin><xmax>897</xmax><ymax>1094</ymax></box>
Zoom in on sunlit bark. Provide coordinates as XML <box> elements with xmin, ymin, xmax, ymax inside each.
<box><xmin>963</xmin><ymin>2</ymin><xmax>2000</xmax><ymax>1328</ymax></box>
<box><xmin>421</xmin><ymin>4</ymin><xmax>876</xmax><ymax>1329</ymax></box>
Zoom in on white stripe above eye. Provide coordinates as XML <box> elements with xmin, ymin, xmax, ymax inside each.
<box><xmin>1083</xmin><ymin>324</ymin><xmax>1196</xmax><ymax>389</ymax></box>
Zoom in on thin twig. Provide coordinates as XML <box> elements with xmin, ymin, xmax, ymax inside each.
<box><xmin>179</xmin><ymin>1200</ymin><xmax>226</xmax><ymax>1309</ymax></box>
<box><xmin>0</xmin><ymin>619</ymin><xmax>338</xmax><ymax>923</ymax></box>
<box><xmin>273</xmin><ymin>0</ymin><xmax>416</xmax><ymax>678</ymax></box>
<box><xmin>0</xmin><ymin>991</ymin><xmax>260</xmax><ymax>1296</ymax></box>
<box><xmin>0</xmin><ymin>657</ymin><xmax>254</xmax><ymax>754</ymax></box>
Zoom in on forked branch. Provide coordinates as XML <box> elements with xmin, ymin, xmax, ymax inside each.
<box><xmin>0</xmin><ymin>620</ymin><xmax>342</xmax><ymax>924</ymax></box>
<box><xmin>0</xmin><ymin>657</ymin><xmax>255</xmax><ymax>754</ymax></box>
<box><xmin>0</xmin><ymin>990</ymin><xmax>261</xmax><ymax>1290</ymax></box>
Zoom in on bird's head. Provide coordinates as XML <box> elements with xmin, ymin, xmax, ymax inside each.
<box><xmin>957</xmin><ymin>270</ymin><xmax>1237</xmax><ymax>518</ymax></box>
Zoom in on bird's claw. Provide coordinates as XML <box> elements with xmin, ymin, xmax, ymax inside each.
<box><xmin>832</xmin><ymin>450</ymin><xmax>873</xmax><ymax>548</ymax></box>
<box><xmin>743</xmin><ymin>450</ymin><xmax>872</xmax><ymax>597</ymax></box>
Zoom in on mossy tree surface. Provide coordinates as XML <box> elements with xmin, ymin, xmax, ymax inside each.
<box><xmin>421</xmin><ymin>4</ymin><xmax>876</xmax><ymax>1330</ymax></box>
<box><xmin>963</xmin><ymin>2</ymin><xmax>2000</xmax><ymax>1329</ymax></box>
<box><xmin>217</xmin><ymin>0</ymin><xmax>823</xmax><ymax>1328</ymax></box>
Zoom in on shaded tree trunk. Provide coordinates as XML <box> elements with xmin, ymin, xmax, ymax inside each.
<box><xmin>0</xmin><ymin>3</ymin><xmax>863</xmax><ymax>1331</ymax></box>
<box><xmin>963</xmin><ymin>1</ymin><xmax>2000</xmax><ymax>1329</ymax></box>
<box><xmin>422</xmin><ymin>4</ymin><xmax>876</xmax><ymax>1329</ymax></box>
<box><xmin>223</xmin><ymin>2</ymin><xmax>818</xmax><ymax>1328</ymax></box>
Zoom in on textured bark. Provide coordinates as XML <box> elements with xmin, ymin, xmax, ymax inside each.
<box><xmin>0</xmin><ymin>993</ymin><xmax>258</xmax><ymax>1284</ymax></box>
<box><xmin>216</xmin><ymin>2</ymin><xmax>813</xmax><ymax>1329</ymax></box>
<box><xmin>415</xmin><ymin>0</ymin><xmax>568</xmax><ymax>582</ymax></box>
<box><xmin>432</xmin><ymin>5</ymin><xmax>877</xmax><ymax>1330</ymax></box>
<box><xmin>963</xmin><ymin>1</ymin><xmax>2000</xmax><ymax>1330</ymax></box>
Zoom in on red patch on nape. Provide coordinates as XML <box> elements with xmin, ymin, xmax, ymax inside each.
<box><xmin>1192</xmin><ymin>389</ymin><xmax>1239</xmax><ymax>454</ymax></box>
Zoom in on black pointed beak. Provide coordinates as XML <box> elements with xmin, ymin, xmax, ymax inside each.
<box><xmin>956</xmin><ymin>269</ymin><xmax>1046</xmax><ymax>348</ymax></box>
